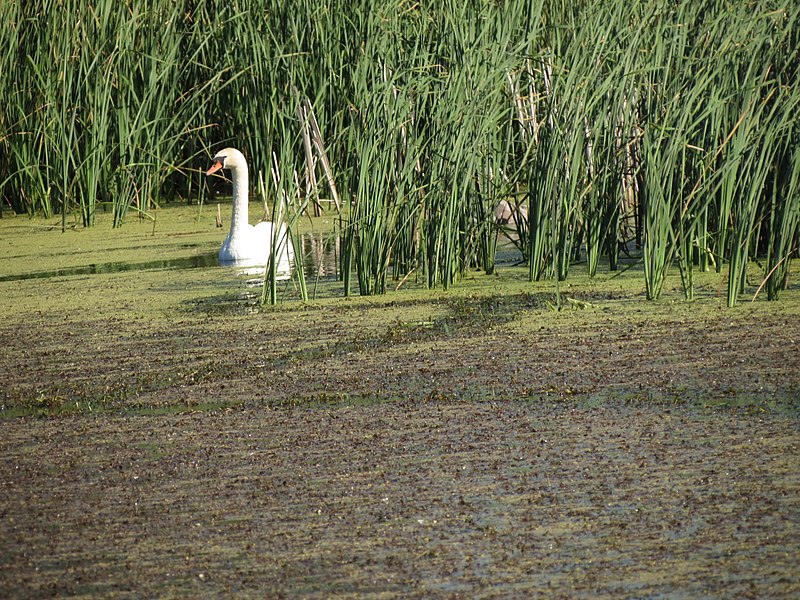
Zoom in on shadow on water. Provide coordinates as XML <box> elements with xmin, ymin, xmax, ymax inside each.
<box><xmin>0</xmin><ymin>254</ymin><xmax>220</xmax><ymax>282</ymax></box>
<box><xmin>0</xmin><ymin>233</ymin><xmax>340</xmax><ymax>283</ymax></box>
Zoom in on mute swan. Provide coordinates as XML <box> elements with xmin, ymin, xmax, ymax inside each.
<box><xmin>206</xmin><ymin>147</ymin><xmax>294</xmax><ymax>270</ymax></box>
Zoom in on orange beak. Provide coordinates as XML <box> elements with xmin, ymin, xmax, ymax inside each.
<box><xmin>206</xmin><ymin>160</ymin><xmax>224</xmax><ymax>176</ymax></box>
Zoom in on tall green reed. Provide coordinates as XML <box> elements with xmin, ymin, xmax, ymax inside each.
<box><xmin>1</xmin><ymin>0</ymin><xmax>797</xmax><ymax>306</ymax></box>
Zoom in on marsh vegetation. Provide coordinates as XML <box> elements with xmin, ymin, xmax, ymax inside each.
<box><xmin>1</xmin><ymin>0</ymin><xmax>798</xmax><ymax>306</ymax></box>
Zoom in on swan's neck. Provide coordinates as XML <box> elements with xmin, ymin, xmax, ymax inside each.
<box><xmin>230</xmin><ymin>162</ymin><xmax>249</xmax><ymax>233</ymax></box>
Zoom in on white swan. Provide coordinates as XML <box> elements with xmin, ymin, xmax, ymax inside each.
<box><xmin>206</xmin><ymin>147</ymin><xmax>294</xmax><ymax>271</ymax></box>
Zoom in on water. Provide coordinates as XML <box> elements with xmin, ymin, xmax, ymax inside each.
<box><xmin>297</xmin><ymin>231</ymin><xmax>339</xmax><ymax>278</ymax></box>
<box><xmin>1</xmin><ymin>233</ymin><xmax>523</xmax><ymax>284</ymax></box>
<box><xmin>0</xmin><ymin>233</ymin><xmax>341</xmax><ymax>283</ymax></box>
<box><xmin>0</xmin><ymin>254</ymin><xmax>220</xmax><ymax>282</ymax></box>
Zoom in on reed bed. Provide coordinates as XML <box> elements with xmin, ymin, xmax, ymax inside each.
<box><xmin>1</xmin><ymin>0</ymin><xmax>797</xmax><ymax>305</ymax></box>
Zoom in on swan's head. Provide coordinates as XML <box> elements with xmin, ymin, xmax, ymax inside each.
<box><xmin>206</xmin><ymin>147</ymin><xmax>247</xmax><ymax>176</ymax></box>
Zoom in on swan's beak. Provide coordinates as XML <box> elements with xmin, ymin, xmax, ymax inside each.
<box><xmin>206</xmin><ymin>160</ymin><xmax>224</xmax><ymax>176</ymax></box>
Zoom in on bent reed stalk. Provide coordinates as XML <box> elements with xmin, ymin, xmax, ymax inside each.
<box><xmin>1</xmin><ymin>0</ymin><xmax>797</xmax><ymax>304</ymax></box>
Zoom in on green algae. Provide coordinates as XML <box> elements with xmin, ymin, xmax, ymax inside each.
<box><xmin>1</xmin><ymin>206</ymin><xmax>799</xmax><ymax>419</ymax></box>
<box><xmin>0</xmin><ymin>209</ymin><xmax>798</xmax><ymax>598</ymax></box>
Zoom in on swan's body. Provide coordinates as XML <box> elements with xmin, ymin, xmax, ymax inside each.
<box><xmin>206</xmin><ymin>147</ymin><xmax>294</xmax><ymax>270</ymax></box>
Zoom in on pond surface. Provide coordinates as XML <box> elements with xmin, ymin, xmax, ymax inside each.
<box><xmin>0</xmin><ymin>232</ymin><xmax>341</xmax><ymax>283</ymax></box>
<box><xmin>1</xmin><ymin>231</ymin><xmax>524</xmax><ymax>285</ymax></box>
